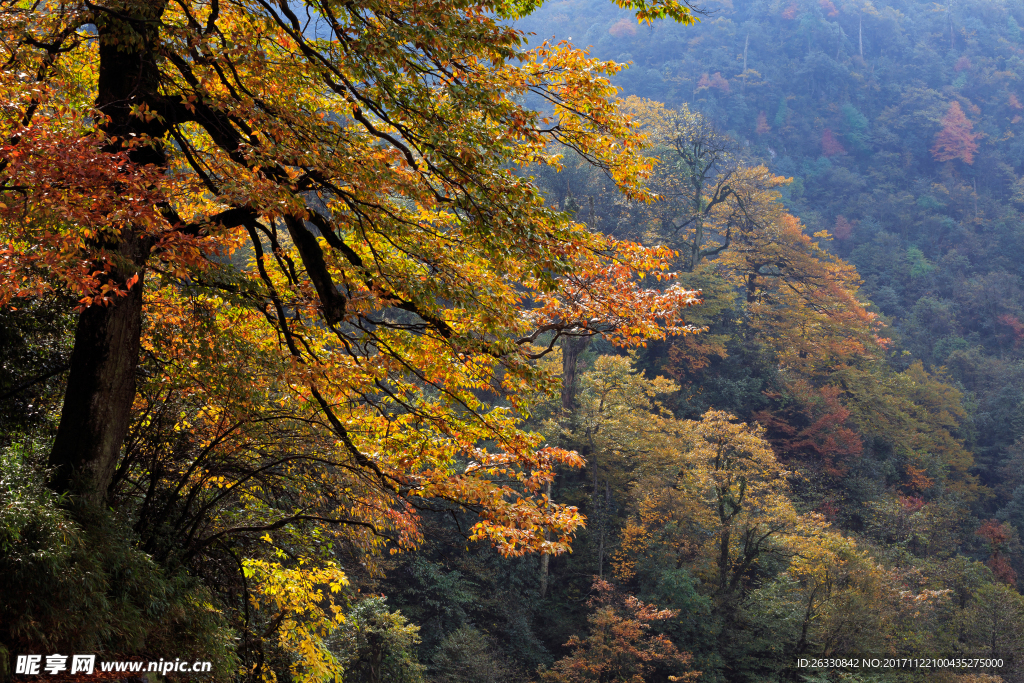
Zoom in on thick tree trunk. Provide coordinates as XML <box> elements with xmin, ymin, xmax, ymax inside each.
<box><xmin>48</xmin><ymin>1</ymin><xmax>167</xmax><ymax>506</ymax></box>
<box><xmin>49</xmin><ymin>272</ymin><xmax>146</xmax><ymax>504</ymax></box>
<box><xmin>718</xmin><ymin>526</ymin><xmax>731</xmax><ymax>592</ymax></box>
<box><xmin>560</xmin><ymin>335</ymin><xmax>591</xmax><ymax>413</ymax></box>
<box><xmin>539</xmin><ymin>336</ymin><xmax>593</xmax><ymax>595</ymax></box>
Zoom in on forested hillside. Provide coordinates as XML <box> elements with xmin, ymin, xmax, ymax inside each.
<box><xmin>2</xmin><ymin>0</ymin><xmax>1024</xmax><ymax>682</ymax></box>
<box><xmin>518</xmin><ymin>0</ymin><xmax>1024</xmax><ymax>494</ymax></box>
<box><xmin>515</xmin><ymin>0</ymin><xmax>1024</xmax><ymax>677</ymax></box>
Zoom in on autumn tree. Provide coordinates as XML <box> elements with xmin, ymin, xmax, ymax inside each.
<box><xmin>540</xmin><ymin>353</ymin><xmax>689</xmax><ymax>577</ymax></box>
<box><xmin>620</xmin><ymin>98</ymin><xmax>786</xmax><ymax>273</ymax></box>
<box><xmin>705</xmin><ymin>205</ymin><xmax>979</xmax><ymax>504</ymax></box>
<box><xmin>821</xmin><ymin>128</ymin><xmax>846</xmax><ymax>156</ymax></box>
<box><xmin>611</xmin><ymin>407</ymin><xmax>863</xmax><ymax>676</ymax></box>
<box><xmin>832</xmin><ymin>215</ymin><xmax>853</xmax><ymax>241</ymax></box>
<box><xmin>753</xmin><ymin>380</ymin><xmax>862</xmax><ymax>480</ymax></box>
<box><xmin>615</xmin><ymin>101</ymin><xmax>980</xmax><ymax>526</ymax></box>
<box><xmin>1</xmin><ymin>0</ymin><xmax>707</xmax><ymax>538</ymax></box>
<box><xmin>728</xmin><ymin>213</ymin><xmax>884</xmax><ymax>376</ymax></box>
<box><xmin>0</xmin><ymin>0</ymin><xmax>704</xmax><ymax>675</ymax></box>
<box><xmin>609</xmin><ymin>407</ymin><xmax>841</xmax><ymax>602</ymax></box>
<box><xmin>976</xmin><ymin>520</ymin><xmax>1019</xmax><ymax>586</ymax></box>
<box><xmin>755</xmin><ymin>111</ymin><xmax>771</xmax><ymax>135</ymax></box>
<box><xmin>834</xmin><ymin>360</ymin><xmax>980</xmax><ymax>501</ymax></box>
<box><xmin>537</xmin><ymin>578</ymin><xmax>698</xmax><ymax>683</ymax></box>
<box><xmin>618</xmin><ymin>100</ymin><xmax>890</xmax><ymax>381</ymax></box>
<box><xmin>678</xmin><ymin>411</ymin><xmax>807</xmax><ymax>601</ymax></box>
<box><xmin>931</xmin><ymin>101</ymin><xmax>980</xmax><ymax>164</ymax></box>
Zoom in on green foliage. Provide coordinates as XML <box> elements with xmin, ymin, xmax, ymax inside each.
<box><xmin>389</xmin><ymin>557</ymin><xmax>476</xmax><ymax>652</ymax></box>
<box><xmin>379</xmin><ymin>519</ymin><xmax>555</xmax><ymax>677</ymax></box>
<box><xmin>429</xmin><ymin>627</ymin><xmax>513</xmax><ymax>683</ymax></box>
<box><xmin>0</xmin><ymin>443</ymin><xmax>236</xmax><ymax>680</ymax></box>
<box><xmin>332</xmin><ymin>597</ymin><xmax>425</xmax><ymax>683</ymax></box>
<box><xmin>1008</xmin><ymin>15</ymin><xmax>1022</xmax><ymax>42</ymax></box>
<box><xmin>637</xmin><ymin>569</ymin><xmax>716</xmax><ymax>671</ymax></box>
<box><xmin>774</xmin><ymin>98</ymin><xmax>789</xmax><ymax>129</ymax></box>
<box><xmin>957</xmin><ymin>582</ymin><xmax>1024</xmax><ymax>661</ymax></box>
<box><xmin>906</xmin><ymin>246</ymin><xmax>936</xmax><ymax>279</ymax></box>
<box><xmin>841</xmin><ymin>105</ymin><xmax>870</xmax><ymax>154</ymax></box>
<box><xmin>0</xmin><ymin>298</ymin><xmax>73</xmax><ymax>433</ymax></box>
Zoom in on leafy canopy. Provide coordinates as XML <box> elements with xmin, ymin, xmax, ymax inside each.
<box><xmin>0</xmin><ymin>0</ymin><xmax>702</xmax><ymax>564</ymax></box>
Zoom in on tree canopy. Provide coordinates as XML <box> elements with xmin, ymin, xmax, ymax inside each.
<box><xmin>0</xmin><ymin>0</ymin><xmax>702</xmax><ymax>677</ymax></box>
<box><xmin>1</xmin><ymin>0</ymin><xmax>701</xmax><ymax>551</ymax></box>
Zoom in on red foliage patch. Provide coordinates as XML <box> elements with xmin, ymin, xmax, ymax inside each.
<box><xmin>756</xmin><ymin>110</ymin><xmax>771</xmax><ymax>135</ymax></box>
<box><xmin>977</xmin><ymin>520</ymin><xmax>1018</xmax><ymax>585</ymax></box>
<box><xmin>609</xmin><ymin>17</ymin><xmax>637</xmax><ymax>37</ymax></box>
<box><xmin>931</xmin><ymin>101</ymin><xmax>979</xmax><ymax>164</ymax></box>
<box><xmin>833</xmin><ymin>215</ymin><xmax>854</xmax><ymax>240</ymax></box>
<box><xmin>754</xmin><ymin>381</ymin><xmax>862</xmax><ymax>478</ymax></box>
<box><xmin>822</xmin><ymin>128</ymin><xmax>846</xmax><ymax>156</ymax></box>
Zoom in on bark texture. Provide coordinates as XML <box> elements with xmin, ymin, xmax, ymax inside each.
<box><xmin>48</xmin><ymin>1</ymin><xmax>168</xmax><ymax>506</ymax></box>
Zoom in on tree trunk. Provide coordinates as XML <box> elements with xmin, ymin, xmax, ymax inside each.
<box><xmin>948</xmin><ymin>0</ymin><xmax>955</xmax><ymax>49</ymax></box>
<box><xmin>742</xmin><ymin>33</ymin><xmax>749</xmax><ymax>92</ymax></box>
<box><xmin>49</xmin><ymin>268</ymin><xmax>146</xmax><ymax>505</ymax></box>
<box><xmin>718</xmin><ymin>526</ymin><xmax>731</xmax><ymax>591</ymax></box>
<box><xmin>540</xmin><ymin>338</ymin><xmax>591</xmax><ymax>597</ymax></box>
<box><xmin>48</xmin><ymin>1</ymin><xmax>168</xmax><ymax>506</ymax></box>
<box><xmin>597</xmin><ymin>479</ymin><xmax>610</xmax><ymax>578</ymax></box>
<box><xmin>539</xmin><ymin>479</ymin><xmax>553</xmax><ymax>597</ymax></box>
<box><xmin>560</xmin><ymin>336</ymin><xmax>591</xmax><ymax>413</ymax></box>
<box><xmin>859</xmin><ymin>16</ymin><xmax>864</xmax><ymax>59</ymax></box>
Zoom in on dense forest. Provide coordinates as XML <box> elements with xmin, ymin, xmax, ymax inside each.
<box><xmin>2</xmin><ymin>0</ymin><xmax>1024</xmax><ymax>682</ymax></box>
